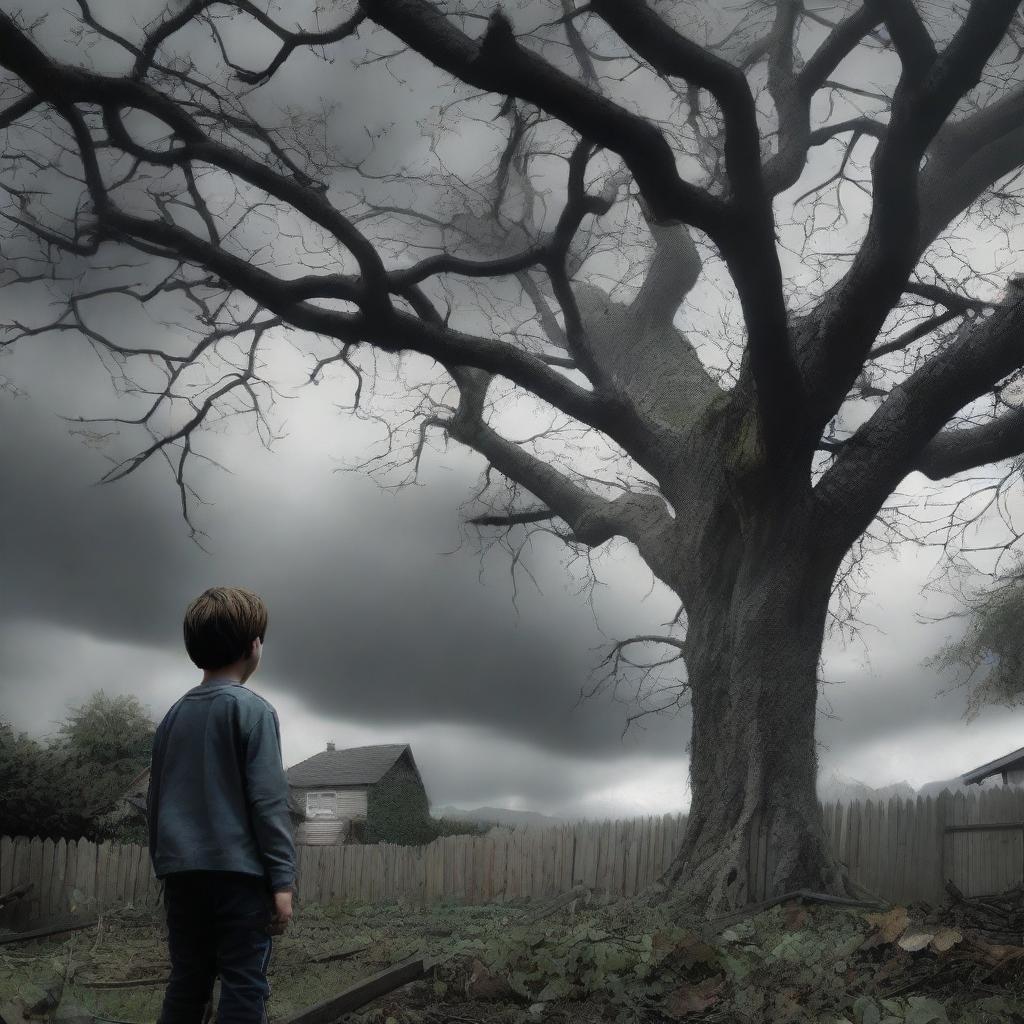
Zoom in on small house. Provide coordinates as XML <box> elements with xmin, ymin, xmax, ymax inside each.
<box><xmin>286</xmin><ymin>743</ymin><xmax>431</xmax><ymax>846</ymax></box>
<box><xmin>961</xmin><ymin>746</ymin><xmax>1024</xmax><ymax>786</ymax></box>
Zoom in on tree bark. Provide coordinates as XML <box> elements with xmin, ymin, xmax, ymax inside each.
<box><xmin>658</xmin><ymin>476</ymin><xmax>857</xmax><ymax>917</ymax></box>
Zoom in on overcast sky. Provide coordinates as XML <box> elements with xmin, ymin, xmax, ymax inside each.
<box><xmin>3</xmin><ymin>0</ymin><xmax>1024</xmax><ymax>821</ymax></box>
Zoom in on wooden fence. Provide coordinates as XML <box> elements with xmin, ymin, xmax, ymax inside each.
<box><xmin>4</xmin><ymin>788</ymin><xmax>1024</xmax><ymax>932</ymax></box>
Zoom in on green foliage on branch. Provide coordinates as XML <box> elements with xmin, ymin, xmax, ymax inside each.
<box><xmin>927</xmin><ymin>569</ymin><xmax>1024</xmax><ymax>721</ymax></box>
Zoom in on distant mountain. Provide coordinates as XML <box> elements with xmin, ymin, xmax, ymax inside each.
<box><xmin>917</xmin><ymin>774</ymin><xmax>1004</xmax><ymax>798</ymax></box>
<box><xmin>817</xmin><ymin>769</ymin><xmax>1011</xmax><ymax>805</ymax></box>
<box><xmin>817</xmin><ymin>771</ymin><xmax>915</xmax><ymax>805</ymax></box>
<box><xmin>431</xmin><ymin>805</ymin><xmax>566</xmax><ymax>827</ymax></box>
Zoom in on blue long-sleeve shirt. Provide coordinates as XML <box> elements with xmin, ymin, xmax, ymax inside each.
<box><xmin>147</xmin><ymin>679</ymin><xmax>297</xmax><ymax>893</ymax></box>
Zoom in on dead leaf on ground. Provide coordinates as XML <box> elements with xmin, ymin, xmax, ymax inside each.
<box><xmin>897</xmin><ymin>928</ymin><xmax>935</xmax><ymax>952</ymax></box>
<box><xmin>862</xmin><ymin>906</ymin><xmax>910</xmax><ymax>948</ymax></box>
<box><xmin>782</xmin><ymin>904</ymin><xmax>809</xmax><ymax>930</ymax></box>
<box><xmin>929</xmin><ymin>927</ymin><xmax>963</xmax><ymax>953</ymax></box>
<box><xmin>465</xmin><ymin>957</ymin><xmax>511</xmax><ymax>1000</ymax></box>
<box><xmin>969</xmin><ymin>938</ymin><xmax>1024</xmax><ymax>966</ymax></box>
<box><xmin>771</xmin><ymin>987</ymin><xmax>804</xmax><ymax>1022</ymax></box>
<box><xmin>665</xmin><ymin>975</ymin><xmax>725</xmax><ymax>1019</ymax></box>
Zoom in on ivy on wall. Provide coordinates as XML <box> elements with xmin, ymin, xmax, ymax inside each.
<box><xmin>364</xmin><ymin>755</ymin><xmax>486</xmax><ymax>845</ymax></box>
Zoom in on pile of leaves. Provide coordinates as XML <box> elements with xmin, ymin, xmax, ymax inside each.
<box><xmin>6</xmin><ymin>890</ymin><xmax>1024</xmax><ymax>1023</ymax></box>
<box><xmin>403</xmin><ymin>893</ymin><xmax>1024</xmax><ymax>1023</ymax></box>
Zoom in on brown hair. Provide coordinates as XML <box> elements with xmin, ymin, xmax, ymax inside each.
<box><xmin>183</xmin><ymin>586</ymin><xmax>268</xmax><ymax>670</ymax></box>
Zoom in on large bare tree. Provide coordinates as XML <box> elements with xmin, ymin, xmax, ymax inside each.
<box><xmin>2</xmin><ymin>0</ymin><xmax>1024</xmax><ymax>915</ymax></box>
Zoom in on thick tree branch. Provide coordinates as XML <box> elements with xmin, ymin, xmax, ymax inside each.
<box><xmin>449</xmin><ymin>367</ymin><xmax>675</xmax><ymax>555</ymax></box>
<box><xmin>868</xmin><ymin>0</ymin><xmax>936</xmax><ymax>81</ymax></box>
<box><xmin>357</xmin><ymin>0</ymin><xmax>726</xmax><ymax>233</ymax></box>
<box><xmin>917</xmin><ymin>405</ymin><xmax>1024</xmax><ymax>479</ymax></box>
<box><xmin>799</xmin><ymin>0</ymin><xmax>1023</xmax><ymax>441</ymax></box>
<box><xmin>816</xmin><ymin>296</ymin><xmax>1024</xmax><ymax>547</ymax></box>
<box><xmin>585</xmin><ymin>0</ymin><xmax>800</xmax><ymax>459</ymax></box>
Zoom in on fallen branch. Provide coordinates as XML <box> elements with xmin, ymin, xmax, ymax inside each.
<box><xmin>75</xmin><ymin>975</ymin><xmax>169</xmax><ymax>989</ymax></box>
<box><xmin>276</xmin><ymin>944</ymin><xmax>370</xmax><ymax>968</ymax></box>
<box><xmin>518</xmin><ymin>885</ymin><xmax>593</xmax><ymax>925</ymax></box>
<box><xmin>0</xmin><ymin>884</ymin><xmax>33</xmax><ymax>910</ymax></box>
<box><xmin>0</xmin><ymin>917</ymin><xmax>98</xmax><ymax>946</ymax></box>
<box><xmin>278</xmin><ymin>953</ymin><xmax>433</xmax><ymax>1024</ymax></box>
<box><xmin>703</xmin><ymin>889</ymin><xmax>889</xmax><ymax>934</ymax></box>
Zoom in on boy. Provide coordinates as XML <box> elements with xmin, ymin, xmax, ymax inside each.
<box><xmin>147</xmin><ymin>586</ymin><xmax>297</xmax><ymax>1024</ymax></box>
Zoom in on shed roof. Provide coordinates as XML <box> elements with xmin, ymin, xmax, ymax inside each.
<box><xmin>286</xmin><ymin>743</ymin><xmax>415</xmax><ymax>787</ymax></box>
<box><xmin>961</xmin><ymin>745</ymin><xmax>1024</xmax><ymax>785</ymax></box>
<box><xmin>85</xmin><ymin>764</ymin><xmax>151</xmax><ymax>819</ymax></box>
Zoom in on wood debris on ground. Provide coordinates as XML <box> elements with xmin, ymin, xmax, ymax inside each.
<box><xmin>5</xmin><ymin>890</ymin><xmax>1024</xmax><ymax>1023</ymax></box>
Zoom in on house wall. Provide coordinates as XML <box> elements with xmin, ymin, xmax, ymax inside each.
<box><xmin>365</xmin><ymin>754</ymin><xmax>433</xmax><ymax>845</ymax></box>
<box><xmin>1005</xmin><ymin>767</ymin><xmax>1024</xmax><ymax>785</ymax></box>
<box><xmin>289</xmin><ymin>785</ymin><xmax>368</xmax><ymax>821</ymax></box>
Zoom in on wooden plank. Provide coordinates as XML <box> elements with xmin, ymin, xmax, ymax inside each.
<box><xmin>275</xmin><ymin>954</ymin><xmax>432</xmax><ymax>1024</ymax></box>
<box><xmin>40</xmin><ymin>839</ymin><xmax>55</xmax><ymax>923</ymax></box>
<box><xmin>116</xmin><ymin>842</ymin><xmax>129</xmax><ymax>907</ymax></box>
<box><xmin>0</xmin><ymin>915</ymin><xmax>99</xmax><ymax>945</ymax></box>
<box><xmin>26</xmin><ymin>838</ymin><xmax>43</xmax><ymax>925</ymax></box>
<box><xmin>648</xmin><ymin>816</ymin><xmax>661</xmax><ymax>883</ymax></box>
<box><xmin>75</xmin><ymin>840</ymin><xmax>96</xmax><ymax>914</ymax></box>
<box><xmin>917</xmin><ymin>797</ymin><xmax>933</xmax><ymax>906</ymax></box>
<box><xmin>350</xmin><ymin>845</ymin><xmax>361</xmax><ymax>904</ymax></box>
<box><xmin>121</xmin><ymin>843</ymin><xmax>136</xmax><ymax>910</ymax></box>
<box><xmin>879</xmin><ymin>799</ymin><xmax>894</xmax><ymax>902</ymax></box>
<box><xmin>602</xmin><ymin>820</ymin><xmax>615</xmax><ymax>895</ymax></box>
<box><xmin>135</xmin><ymin>843</ymin><xmax>151</xmax><ymax>908</ymax></box>
<box><xmin>635</xmin><ymin>816</ymin><xmax>648</xmax><ymax>892</ymax></box>
<box><xmin>876</xmin><ymin>794</ymin><xmax>892</xmax><ymax>901</ymax></box>
<box><xmin>551</xmin><ymin>828</ymin><xmax>562</xmax><ymax>896</ymax></box>
<box><xmin>875</xmin><ymin>799</ymin><xmax>887</xmax><ymax>898</ymax></box>
<box><xmin>8</xmin><ymin>839</ymin><xmax>30</xmax><ymax>931</ymax></box>
<box><xmin>107</xmin><ymin>843</ymin><xmax>121</xmax><ymax>910</ymax></box>
<box><xmin>123</xmin><ymin>844</ymin><xmax>137</xmax><ymax>909</ymax></box>
<box><xmin>912</xmin><ymin>797</ymin><xmax>926</xmax><ymax>903</ymax></box>
<box><xmin>593</xmin><ymin>822</ymin><xmax>606</xmax><ymax>895</ymax></box>
<box><xmin>626</xmin><ymin>819</ymin><xmax>639</xmax><ymax>897</ymax></box>
<box><xmin>65</xmin><ymin>840</ymin><xmax>80</xmax><ymax>916</ymax></box>
<box><xmin>547</xmin><ymin>829</ymin><xmax>558</xmax><ymax>897</ymax></box>
<box><xmin>576</xmin><ymin>826</ymin><xmax>589</xmax><ymax>893</ymax></box>
<box><xmin>52</xmin><ymin>839</ymin><xmax>69</xmax><ymax>920</ymax></box>
<box><xmin>0</xmin><ymin>836</ymin><xmax>12</xmax><ymax>899</ymax></box>
<box><xmin>867</xmin><ymin>801</ymin><xmax>878</xmax><ymax>896</ymax></box>
<box><xmin>524</xmin><ymin>833</ymin><xmax>533</xmax><ymax>901</ymax></box>
<box><xmin>523</xmin><ymin>829</ymin><xmax>532</xmax><ymax>900</ymax></box>
<box><xmin>97</xmin><ymin>842</ymin><xmax>112</xmax><ymax>913</ymax></box>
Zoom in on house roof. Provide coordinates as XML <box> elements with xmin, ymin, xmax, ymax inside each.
<box><xmin>961</xmin><ymin>745</ymin><xmax>1024</xmax><ymax>785</ymax></box>
<box><xmin>286</xmin><ymin>743</ymin><xmax>417</xmax><ymax>788</ymax></box>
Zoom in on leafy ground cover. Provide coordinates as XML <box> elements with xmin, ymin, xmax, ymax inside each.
<box><xmin>2</xmin><ymin>889</ymin><xmax>1024</xmax><ymax>1024</ymax></box>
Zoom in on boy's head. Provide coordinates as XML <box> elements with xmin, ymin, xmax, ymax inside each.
<box><xmin>184</xmin><ymin>586</ymin><xmax>268</xmax><ymax>677</ymax></box>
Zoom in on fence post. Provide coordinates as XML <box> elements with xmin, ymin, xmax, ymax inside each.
<box><xmin>936</xmin><ymin>789</ymin><xmax>950</xmax><ymax>903</ymax></box>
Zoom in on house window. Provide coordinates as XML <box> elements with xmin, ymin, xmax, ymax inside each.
<box><xmin>306</xmin><ymin>791</ymin><xmax>338</xmax><ymax>818</ymax></box>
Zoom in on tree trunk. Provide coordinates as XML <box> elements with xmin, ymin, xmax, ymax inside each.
<box><xmin>658</xmin><ymin>486</ymin><xmax>858</xmax><ymax>918</ymax></box>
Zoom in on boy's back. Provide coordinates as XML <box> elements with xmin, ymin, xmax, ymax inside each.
<box><xmin>148</xmin><ymin>680</ymin><xmax>295</xmax><ymax>894</ymax></box>
<box><xmin>150</xmin><ymin>586</ymin><xmax>295</xmax><ymax>1024</ymax></box>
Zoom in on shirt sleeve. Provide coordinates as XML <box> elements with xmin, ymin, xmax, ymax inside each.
<box><xmin>243</xmin><ymin>704</ymin><xmax>297</xmax><ymax>893</ymax></box>
<box><xmin>146</xmin><ymin>725</ymin><xmax>161</xmax><ymax>871</ymax></box>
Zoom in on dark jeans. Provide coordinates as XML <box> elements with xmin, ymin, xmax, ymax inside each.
<box><xmin>158</xmin><ymin>871</ymin><xmax>274</xmax><ymax>1024</ymax></box>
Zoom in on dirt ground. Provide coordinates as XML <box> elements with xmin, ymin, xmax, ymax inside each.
<box><xmin>3</xmin><ymin>889</ymin><xmax>1024</xmax><ymax>1024</ymax></box>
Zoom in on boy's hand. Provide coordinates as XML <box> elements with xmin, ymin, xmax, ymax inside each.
<box><xmin>267</xmin><ymin>891</ymin><xmax>293</xmax><ymax>935</ymax></box>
